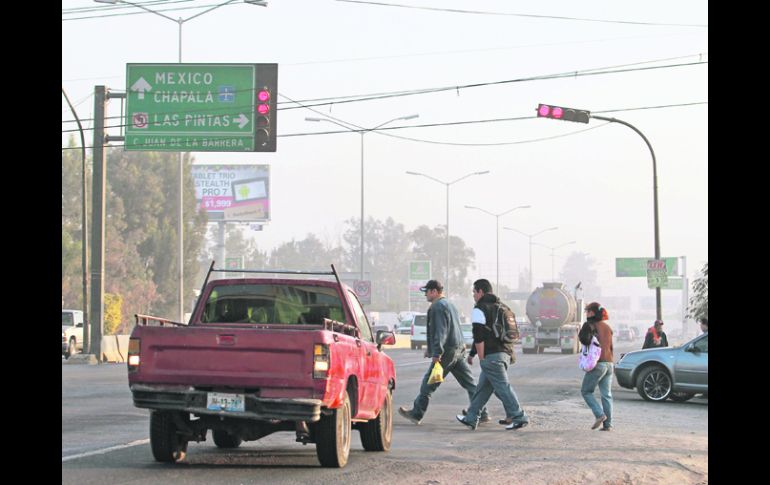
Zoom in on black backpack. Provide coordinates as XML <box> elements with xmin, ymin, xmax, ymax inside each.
<box><xmin>490</xmin><ymin>303</ymin><xmax>519</xmax><ymax>344</ymax></box>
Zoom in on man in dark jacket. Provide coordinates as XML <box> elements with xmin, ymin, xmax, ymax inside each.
<box><xmin>456</xmin><ymin>279</ymin><xmax>529</xmax><ymax>431</ymax></box>
<box><xmin>399</xmin><ymin>280</ymin><xmax>487</xmax><ymax>425</ymax></box>
<box><xmin>642</xmin><ymin>319</ymin><xmax>669</xmax><ymax>349</ymax></box>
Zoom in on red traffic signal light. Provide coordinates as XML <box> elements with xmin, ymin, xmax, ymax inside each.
<box><xmin>537</xmin><ymin>103</ymin><xmax>590</xmax><ymax>124</ymax></box>
<box><xmin>253</xmin><ymin>63</ymin><xmax>277</xmax><ymax>152</ymax></box>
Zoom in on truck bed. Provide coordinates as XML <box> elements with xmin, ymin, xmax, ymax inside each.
<box><xmin>129</xmin><ymin>324</ymin><xmax>329</xmax><ymax>399</ymax></box>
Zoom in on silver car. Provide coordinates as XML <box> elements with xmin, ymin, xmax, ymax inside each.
<box><xmin>614</xmin><ymin>332</ymin><xmax>708</xmax><ymax>402</ymax></box>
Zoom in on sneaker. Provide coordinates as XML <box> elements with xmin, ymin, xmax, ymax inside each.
<box><xmin>398</xmin><ymin>406</ymin><xmax>422</xmax><ymax>425</ymax></box>
<box><xmin>455</xmin><ymin>414</ymin><xmax>477</xmax><ymax>430</ymax></box>
<box><xmin>591</xmin><ymin>415</ymin><xmax>607</xmax><ymax>430</ymax></box>
<box><xmin>505</xmin><ymin>420</ymin><xmax>528</xmax><ymax>430</ymax></box>
<box><xmin>462</xmin><ymin>408</ymin><xmax>490</xmax><ymax>424</ymax></box>
<box><xmin>599</xmin><ymin>426</ymin><xmax>613</xmax><ymax>432</ymax></box>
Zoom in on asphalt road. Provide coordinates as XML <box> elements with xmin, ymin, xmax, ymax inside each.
<box><xmin>62</xmin><ymin>339</ymin><xmax>708</xmax><ymax>484</ymax></box>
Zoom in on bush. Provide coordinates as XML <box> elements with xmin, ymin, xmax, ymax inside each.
<box><xmin>104</xmin><ymin>293</ymin><xmax>123</xmax><ymax>335</ymax></box>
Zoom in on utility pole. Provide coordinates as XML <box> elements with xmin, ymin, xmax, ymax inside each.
<box><xmin>89</xmin><ymin>86</ymin><xmax>108</xmax><ymax>362</ymax></box>
<box><xmin>89</xmin><ymin>86</ymin><xmax>125</xmax><ymax>362</ymax></box>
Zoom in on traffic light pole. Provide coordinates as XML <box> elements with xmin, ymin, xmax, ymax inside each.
<box><xmin>591</xmin><ymin>114</ymin><xmax>662</xmax><ymax>321</ymax></box>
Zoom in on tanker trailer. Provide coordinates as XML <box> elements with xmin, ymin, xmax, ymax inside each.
<box><xmin>523</xmin><ymin>282</ymin><xmax>583</xmax><ymax>354</ymax></box>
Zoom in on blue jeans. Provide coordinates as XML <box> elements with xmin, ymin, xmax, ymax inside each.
<box><xmin>581</xmin><ymin>361</ymin><xmax>613</xmax><ymax>427</ymax></box>
<box><xmin>464</xmin><ymin>352</ymin><xmax>527</xmax><ymax>424</ymax></box>
<box><xmin>411</xmin><ymin>346</ymin><xmax>486</xmax><ymax>420</ymax></box>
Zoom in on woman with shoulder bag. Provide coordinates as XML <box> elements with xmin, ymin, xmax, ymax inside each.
<box><xmin>580</xmin><ymin>302</ymin><xmax>615</xmax><ymax>431</ymax></box>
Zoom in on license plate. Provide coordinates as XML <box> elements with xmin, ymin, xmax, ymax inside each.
<box><xmin>206</xmin><ymin>392</ymin><xmax>245</xmax><ymax>412</ymax></box>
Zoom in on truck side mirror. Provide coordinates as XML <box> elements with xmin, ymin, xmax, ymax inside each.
<box><xmin>376</xmin><ymin>330</ymin><xmax>396</xmax><ymax>350</ymax></box>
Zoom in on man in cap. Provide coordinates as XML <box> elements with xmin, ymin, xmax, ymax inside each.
<box><xmin>642</xmin><ymin>319</ymin><xmax>669</xmax><ymax>349</ymax></box>
<box><xmin>398</xmin><ymin>280</ymin><xmax>488</xmax><ymax>425</ymax></box>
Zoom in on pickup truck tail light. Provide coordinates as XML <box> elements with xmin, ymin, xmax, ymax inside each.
<box><xmin>313</xmin><ymin>343</ymin><xmax>330</xmax><ymax>378</ymax></box>
<box><xmin>127</xmin><ymin>338</ymin><xmax>141</xmax><ymax>370</ymax></box>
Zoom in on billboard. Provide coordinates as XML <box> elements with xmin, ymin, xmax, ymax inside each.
<box><xmin>409</xmin><ymin>261</ymin><xmax>431</xmax><ymax>302</ymax></box>
<box><xmin>192</xmin><ymin>164</ymin><xmax>270</xmax><ymax>222</ymax></box>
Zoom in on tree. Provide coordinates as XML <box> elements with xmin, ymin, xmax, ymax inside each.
<box><xmin>103</xmin><ymin>293</ymin><xmax>123</xmax><ymax>335</ymax></box>
<box><xmin>687</xmin><ymin>262</ymin><xmax>708</xmax><ymax>320</ymax></box>
<box><xmin>409</xmin><ymin>225</ymin><xmax>475</xmax><ymax>300</ymax></box>
<box><xmin>62</xmin><ymin>135</ymin><xmax>89</xmax><ymax>309</ymax></box>
<box><xmin>558</xmin><ymin>252</ymin><xmax>601</xmax><ymax>301</ymax></box>
<box><xmin>268</xmin><ymin>233</ymin><xmax>342</xmax><ymax>271</ymax></box>
<box><xmin>102</xmin><ymin>149</ymin><xmax>207</xmax><ymax>328</ymax></box>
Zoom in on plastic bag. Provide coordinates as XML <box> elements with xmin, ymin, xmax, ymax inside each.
<box><xmin>427</xmin><ymin>361</ymin><xmax>444</xmax><ymax>384</ymax></box>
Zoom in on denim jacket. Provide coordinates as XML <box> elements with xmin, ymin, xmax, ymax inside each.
<box><xmin>427</xmin><ymin>297</ymin><xmax>465</xmax><ymax>358</ymax></box>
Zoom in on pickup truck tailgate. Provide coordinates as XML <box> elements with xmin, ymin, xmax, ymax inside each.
<box><xmin>130</xmin><ymin>325</ymin><xmax>321</xmax><ymax>395</ymax></box>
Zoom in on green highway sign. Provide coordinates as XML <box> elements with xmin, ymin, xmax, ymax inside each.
<box><xmin>660</xmin><ymin>278</ymin><xmax>684</xmax><ymax>290</ymax></box>
<box><xmin>125</xmin><ymin>63</ymin><xmax>277</xmax><ymax>152</ymax></box>
<box><xmin>615</xmin><ymin>257</ymin><xmax>679</xmax><ymax>277</ymax></box>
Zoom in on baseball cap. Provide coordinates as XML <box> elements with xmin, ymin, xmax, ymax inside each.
<box><xmin>419</xmin><ymin>280</ymin><xmax>443</xmax><ymax>293</ymax></box>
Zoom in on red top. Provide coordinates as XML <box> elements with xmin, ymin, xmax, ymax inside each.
<box><xmin>595</xmin><ymin>320</ymin><xmax>614</xmax><ymax>362</ymax></box>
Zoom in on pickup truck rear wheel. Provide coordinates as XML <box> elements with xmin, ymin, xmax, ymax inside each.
<box><xmin>314</xmin><ymin>391</ymin><xmax>351</xmax><ymax>467</ymax></box>
<box><xmin>150</xmin><ymin>411</ymin><xmax>189</xmax><ymax>463</ymax></box>
<box><xmin>359</xmin><ymin>388</ymin><xmax>392</xmax><ymax>452</ymax></box>
<box><xmin>212</xmin><ymin>430</ymin><xmax>242</xmax><ymax>448</ymax></box>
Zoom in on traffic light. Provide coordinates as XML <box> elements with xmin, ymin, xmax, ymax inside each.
<box><xmin>536</xmin><ymin>103</ymin><xmax>590</xmax><ymax>124</ymax></box>
<box><xmin>254</xmin><ymin>63</ymin><xmax>278</xmax><ymax>152</ymax></box>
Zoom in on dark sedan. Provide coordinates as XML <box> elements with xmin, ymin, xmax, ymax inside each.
<box><xmin>614</xmin><ymin>332</ymin><xmax>708</xmax><ymax>402</ymax></box>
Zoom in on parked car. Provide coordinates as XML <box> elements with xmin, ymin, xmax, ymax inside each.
<box><xmin>614</xmin><ymin>332</ymin><xmax>708</xmax><ymax>402</ymax></box>
<box><xmin>62</xmin><ymin>309</ymin><xmax>84</xmax><ymax>358</ymax></box>
<box><xmin>409</xmin><ymin>313</ymin><xmax>428</xmax><ymax>350</ymax></box>
<box><xmin>460</xmin><ymin>323</ymin><xmax>474</xmax><ymax>348</ymax></box>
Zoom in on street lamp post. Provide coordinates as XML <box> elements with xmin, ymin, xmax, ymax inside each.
<box><xmin>591</xmin><ymin>114</ymin><xmax>662</xmax><ymax>320</ymax></box>
<box><xmin>533</xmin><ymin>240</ymin><xmax>576</xmax><ymax>281</ymax></box>
<box><xmin>406</xmin><ymin>170</ymin><xmax>490</xmax><ymax>296</ymax></box>
<box><xmin>465</xmin><ymin>205</ymin><xmax>531</xmax><ymax>291</ymax></box>
<box><xmin>95</xmin><ymin>0</ymin><xmax>268</xmax><ymax>321</ymax></box>
<box><xmin>503</xmin><ymin>226</ymin><xmax>558</xmax><ymax>291</ymax></box>
<box><xmin>306</xmin><ymin>114</ymin><xmax>419</xmax><ymax>281</ymax></box>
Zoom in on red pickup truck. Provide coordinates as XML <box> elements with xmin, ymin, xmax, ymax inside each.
<box><xmin>127</xmin><ymin>264</ymin><xmax>397</xmax><ymax>468</ymax></box>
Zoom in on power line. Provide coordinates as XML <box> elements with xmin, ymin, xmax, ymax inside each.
<box><xmin>336</xmin><ymin>0</ymin><xmax>708</xmax><ymax>28</ymax></box>
<box><xmin>62</xmin><ymin>0</ymin><xmax>192</xmax><ymax>14</ymax></box>
<box><xmin>62</xmin><ymin>1</ymin><xmax>239</xmax><ymax>21</ymax></box>
<box><xmin>61</xmin><ymin>101</ymin><xmax>707</xmax><ymax>150</ymax></box>
<box><xmin>61</xmin><ymin>55</ymin><xmax>708</xmax><ymax>127</ymax></box>
<box><xmin>284</xmin><ymin>34</ymin><xmax>706</xmax><ymax>67</ymax></box>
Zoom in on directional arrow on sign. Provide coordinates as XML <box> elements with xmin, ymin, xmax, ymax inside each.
<box><xmin>235</xmin><ymin>113</ymin><xmax>249</xmax><ymax>129</ymax></box>
<box><xmin>130</xmin><ymin>77</ymin><xmax>152</xmax><ymax>100</ymax></box>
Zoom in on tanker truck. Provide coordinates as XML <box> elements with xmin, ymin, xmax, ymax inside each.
<box><xmin>522</xmin><ymin>282</ymin><xmax>583</xmax><ymax>354</ymax></box>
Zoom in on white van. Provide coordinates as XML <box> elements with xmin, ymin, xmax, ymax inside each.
<box><xmin>410</xmin><ymin>313</ymin><xmax>428</xmax><ymax>350</ymax></box>
<box><xmin>62</xmin><ymin>309</ymin><xmax>84</xmax><ymax>358</ymax></box>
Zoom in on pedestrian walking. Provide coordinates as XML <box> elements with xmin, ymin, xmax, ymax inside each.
<box><xmin>580</xmin><ymin>302</ymin><xmax>615</xmax><ymax>431</ymax></box>
<box><xmin>398</xmin><ymin>279</ymin><xmax>488</xmax><ymax>425</ymax></box>
<box><xmin>456</xmin><ymin>279</ymin><xmax>529</xmax><ymax>431</ymax></box>
<box><xmin>642</xmin><ymin>319</ymin><xmax>669</xmax><ymax>349</ymax></box>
